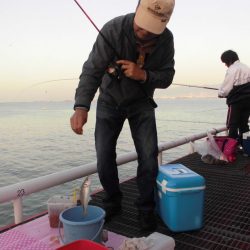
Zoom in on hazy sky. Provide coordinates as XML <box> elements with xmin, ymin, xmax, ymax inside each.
<box><xmin>1</xmin><ymin>0</ymin><xmax>250</xmax><ymax>102</ymax></box>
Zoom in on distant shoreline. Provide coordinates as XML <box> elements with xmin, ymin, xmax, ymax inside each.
<box><xmin>0</xmin><ymin>96</ymin><xmax>219</xmax><ymax>105</ymax></box>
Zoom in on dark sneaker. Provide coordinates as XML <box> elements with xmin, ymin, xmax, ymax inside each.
<box><xmin>104</xmin><ymin>202</ymin><xmax>122</xmax><ymax>222</ymax></box>
<box><xmin>236</xmin><ymin>146</ymin><xmax>244</xmax><ymax>154</ymax></box>
<box><xmin>138</xmin><ymin>210</ymin><xmax>157</xmax><ymax>232</ymax></box>
<box><xmin>103</xmin><ymin>192</ymin><xmax>123</xmax><ymax>222</ymax></box>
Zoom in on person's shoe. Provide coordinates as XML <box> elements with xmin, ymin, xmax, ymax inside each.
<box><xmin>138</xmin><ymin>210</ymin><xmax>157</xmax><ymax>232</ymax></box>
<box><xmin>103</xmin><ymin>192</ymin><xmax>123</xmax><ymax>222</ymax></box>
<box><xmin>104</xmin><ymin>202</ymin><xmax>122</xmax><ymax>222</ymax></box>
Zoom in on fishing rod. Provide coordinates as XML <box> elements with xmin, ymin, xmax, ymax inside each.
<box><xmin>74</xmin><ymin>0</ymin><xmax>122</xmax><ymax>79</ymax></box>
<box><xmin>26</xmin><ymin>78</ymin><xmax>219</xmax><ymax>92</ymax></box>
<box><xmin>173</xmin><ymin>83</ymin><xmax>218</xmax><ymax>90</ymax></box>
<box><xmin>31</xmin><ymin>78</ymin><xmax>218</xmax><ymax>91</ymax></box>
<box><xmin>73</xmin><ymin>0</ymin><xmax>121</xmax><ymax>62</ymax></box>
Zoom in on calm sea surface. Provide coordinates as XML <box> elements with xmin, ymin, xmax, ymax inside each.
<box><xmin>0</xmin><ymin>98</ymin><xmax>227</xmax><ymax>227</ymax></box>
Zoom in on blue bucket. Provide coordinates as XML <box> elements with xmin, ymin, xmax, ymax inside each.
<box><xmin>59</xmin><ymin>205</ymin><xmax>105</xmax><ymax>244</ymax></box>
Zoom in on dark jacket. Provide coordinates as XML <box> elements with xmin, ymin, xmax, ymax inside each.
<box><xmin>74</xmin><ymin>13</ymin><xmax>175</xmax><ymax>110</ymax></box>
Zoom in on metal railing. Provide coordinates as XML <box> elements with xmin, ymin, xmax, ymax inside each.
<box><xmin>0</xmin><ymin>126</ymin><xmax>227</xmax><ymax>225</ymax></box>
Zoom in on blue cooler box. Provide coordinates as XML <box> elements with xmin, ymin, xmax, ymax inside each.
<box><xmin>242</xmin><ymin>132</ymin><xmax>250</xmax><ymax>156</ymax></box>
<box><xmin>156</xmin><ymin>164</ymin><xmax>205</xmax><ymax>232</ymax></box>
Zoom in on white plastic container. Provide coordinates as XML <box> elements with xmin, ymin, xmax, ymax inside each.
<box><xmin>118</xmin><ymin>232</ymin><xmax>175</xmax><ymax>250</ymax></box>
<box><xmin>243</xmin><ymin>132</ymin><xmax>250</xmax><ymax>156</ymax></box>
<box><xmin>147</xmin><ymin>232</ymin><xmax>175</xmax><ymax>250</ymax></box>
<box><xmin>47</xmin><ymin>195</ymin><xmax>75</xmax><ymax>228</ymax></box>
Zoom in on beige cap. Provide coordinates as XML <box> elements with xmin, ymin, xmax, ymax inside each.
<box><xmin>134</xmin><ymin>0</ymin><xmax>175</xmax><ymax>34</ymax></box>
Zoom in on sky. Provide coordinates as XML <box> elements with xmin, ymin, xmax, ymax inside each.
<box><xmin>1</xmin><ymin>0</ymin><xmax>250</xmax><ymax>102</ymax></box>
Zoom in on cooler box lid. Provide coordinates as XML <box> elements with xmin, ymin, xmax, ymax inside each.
<box><xmin>157</xmin><ymin>164</ymin><xmax>205</xmax><ymax>191</ymax></box>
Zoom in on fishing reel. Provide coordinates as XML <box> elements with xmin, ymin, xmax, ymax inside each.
<box><xmin>106</xmin><ymin>62</ymin><xmax>123</xmax><ymax>80</ymax></box>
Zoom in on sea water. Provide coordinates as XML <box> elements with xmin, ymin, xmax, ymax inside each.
<box><xmin>0</xmin><ymin>98</ymin><xmax>227</xmax><ymax>227</ymax></box>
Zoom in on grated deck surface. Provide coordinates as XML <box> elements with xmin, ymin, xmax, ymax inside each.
<box><xmin>90</xmin><ymin>153</ymin><xmax>250</xmax><ymax>250</ymax></box>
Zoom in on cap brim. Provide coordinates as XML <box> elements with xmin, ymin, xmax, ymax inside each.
<box><xmin>134</xmin><ymin>5</ymin><xmax>168</xmax><ymax>35</ymax></box>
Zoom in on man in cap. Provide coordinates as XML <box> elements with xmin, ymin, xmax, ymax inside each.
<box><xmin>71</xmin><ymin>0</ymin><xmax>175</xmax><ymax>231</ymax></box>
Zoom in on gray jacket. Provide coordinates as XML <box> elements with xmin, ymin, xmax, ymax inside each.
<box><xmin>74</xmin><ymin>13</ymin><xmax>175</xmax><ymax>110</ymax></box>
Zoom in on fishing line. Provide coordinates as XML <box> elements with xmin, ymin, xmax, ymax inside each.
<box><xmin>156</xmin><ymin>119</ymin><xmax>224</xmax><ymax>125</ymax></box>
<box><xmin>195</xmin><ymin>107</ymin><xmax>227</xmax><ymax>113</ymax></box>
<box><xmin>173</xmin><ymin>83</ymin><xmax>218</xmax><ymax>90</ymax></box>
<box><xmin>17</xmin><ymin>78</ymin><xmax>78</xmax><ymax>100</ymax></box>
<box><xmin>29</xmin><ymin>78</ymin><xmax>78</xmax><ymax>88</ymax></box>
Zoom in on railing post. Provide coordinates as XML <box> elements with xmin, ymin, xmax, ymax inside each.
<box><xmin>13</xmin><ymin>198</ymin><xmax>23</xmax><ymax>224</ymax></box>
<box><xmin>189</xmin><ymin>141</ymin><xmax>195</xmax><ymax>154</ymax></box>
<box><xmin>158</xmin><ymin>152</ymin><xmax>163</xmax><ymax>166</ymax></box>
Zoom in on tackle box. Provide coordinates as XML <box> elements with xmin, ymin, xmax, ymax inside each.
<box><xmin>156</xmin><ymin>164</ymin><xmax>205</xmax><ymax>232</ymax></box>
<box><xmin>242</xmin><ymin>132</ymin><xmax>250</xmax><ymax>156</ymax></box>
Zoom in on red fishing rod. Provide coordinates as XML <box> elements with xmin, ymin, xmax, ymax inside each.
<box><xmin>73</xmin><ymin>0</ymin><xmax>121</xmax><ymax>60</ymax></box>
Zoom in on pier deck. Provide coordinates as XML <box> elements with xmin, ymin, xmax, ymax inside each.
<box><xmin>0</xmin><ymin>153</ymin><xmax>249</xmax><ymax>249</ymax></box>
<box><xmin>91</xmin><ymin>153</ymin><xmax>250</xmax><ymax>250</ymax></box>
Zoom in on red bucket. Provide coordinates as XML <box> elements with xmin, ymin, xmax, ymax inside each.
<box><xmin>57</xmin><ymin>239</ymin><xmax>109</xmax><ymax>250</ymax></box>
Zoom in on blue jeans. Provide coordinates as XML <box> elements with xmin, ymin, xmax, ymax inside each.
<box><xmin>95</xmin><ymin>97</ymin><xmax>158</xmax><ymax>211</ymax></box>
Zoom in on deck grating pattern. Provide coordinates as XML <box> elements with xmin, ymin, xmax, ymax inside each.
<box><xmin>90</xmin><ymin>153</ymin><xmax>250</xmax><ymax>250</ymax></box>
